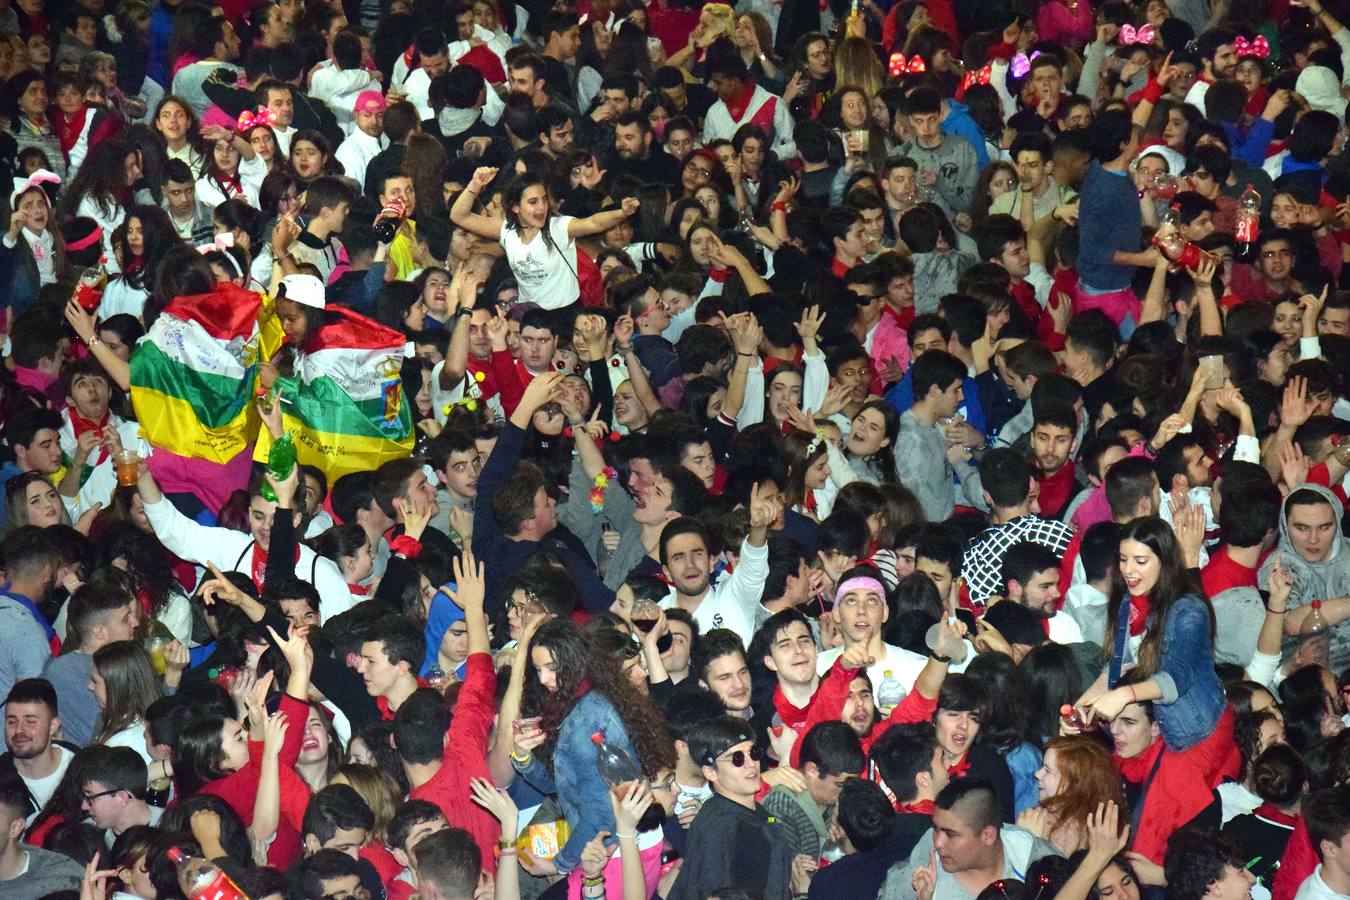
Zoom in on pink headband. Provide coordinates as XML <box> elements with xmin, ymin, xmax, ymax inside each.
<box><xmin>66</xmin><ymin>226</ymin><xmax>103</xmax><ymax>252</ymax></box>
<box><xmin>836</xmin><ymin>576</ymin><xmax>884</xmax><ymax>603</ymax></box>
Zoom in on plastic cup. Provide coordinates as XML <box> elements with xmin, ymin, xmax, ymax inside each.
<box><xmin>852</xmin><ymin>129</ymin><xmax>869</xmax><ymax>154</ymax></box>
<box><xmin>114</xmin><ymin>449</ymin><xmax>139</xmax><ymax>487</ymax></box>
<box><xmin>145</xmin><ymin>636</ymin><xmax>169</xmax><ymax>675</ymax></box>
<box><xmin>925</xmin><ymin>621</ymin><xmax>969</xmax><ymax>664</ymax></box>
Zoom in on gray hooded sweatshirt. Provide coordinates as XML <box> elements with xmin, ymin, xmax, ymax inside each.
<box><xmin>1257</xmin><ymin>483</ymin><xmax>1350</xmax><ymax>672</ymax></box>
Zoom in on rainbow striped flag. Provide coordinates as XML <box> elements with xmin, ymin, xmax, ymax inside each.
<box><xmin>130</xmin><ymin>284</ymin><xmax>282</xmax><ymax>464</ymax></box>
<box><xmin>255</xmin><ymin>305</ymin><xmax>415</xmax><ymax>484</ymax></box>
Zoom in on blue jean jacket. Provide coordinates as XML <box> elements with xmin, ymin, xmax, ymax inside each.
<box><xmin>512</xmin><ymin>691</ymin><xmax>636</xmax><ymax>875</ymax></box>
<box><xmin>1110</xmin><ymin>593</ymin><xmax>1224</xmax><ymax>751</ymax></box>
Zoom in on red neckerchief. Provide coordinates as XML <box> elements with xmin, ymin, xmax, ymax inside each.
<box><xmin>215</xmin><ymin>171</ymin><xmax>243</xmax><ymax>197</ymax></box>
<box><xmin>1114</xmin><ymin>736</ymin><xmax>1163</xmax><ymax>783</ymax></box>
<box><xmin>803</xmin><ymin>490</ymin><xmax>818</xmax><ymax>516</ymax></box>
<box><xmin>947</xmin><ymin>754</ymin><xmax>971</xmax><ymax>778</ymax></box>
<box><xmin>68</xmin><ymin>409</ymin><xmax>110</xmax><ymax>465</ymax></box>
<box><xmin>831</xmin><ymin>256</ymin><xmax>853</xmax><ymax>279</ymax></box>
<box><xmin>723</xmin><ymin>81</ymin><xmax>755</xmax><ymax>121</ymax></box>
<box><xmin>882</xmin><ymin>304</ymin><xmax>915</xmax><ymax>332</ymax></box>
<box><xmin>52</xmin><ymin>105</ymin><xmax>89</xmax><ymax>155</ymax></box>
<box><xmin>1128</xmin><ymin>593</ymin><xmax>1152</xmax><ymax>637</ymax></box>
<box><xmin>772</xmin><ymin>684</ymin><xmax>814</xmax><ymax>732</ymax></box>
<box><xmin>250</xmin><ymin>542</ymin><xmax>301</xmax><ymax>592</ymax></box>
<box><xmin>708</xmin><ymin>266</ymin><xmax>729</xmax><ymax>284</ymax></box>
<box><xmin>1253</xmin><ymin>803</ymin><xmax>1298</xmax><ymax>826</ymax></box>
<box><xmin>349</xmin><ymin>582</ymin><xmax>370</xmax><ymax>596</ymax></box>
<box><xmin>895</xmin><ymin>799</ymin><xmax>935</xmax><ymax>815</ymax></box>
<box><xmin>376</xmin><ymin>677</ymin><xmax>432</xmax><ymax>720</ymax></box>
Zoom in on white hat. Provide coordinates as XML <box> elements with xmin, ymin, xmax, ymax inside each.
<box><xmin>9</xmin><ymin>169</ymin><xmax>60</xmax><ymax>210</ymax></box>
<box><xmin>1296</xmin><ymin>66</ymin><xmax>1348</xmax><ymax>121</ymax></box>
<box><xmin>1133</xmin><ymin>144</ymin><xmax>1185</xmax><ymax>176</ymax></box>
<box><xmin>279</xmin><ymin>273</ymin><xmax>326</xmax><ymax>309</ymax></box>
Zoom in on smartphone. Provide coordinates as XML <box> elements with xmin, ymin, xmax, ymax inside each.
<box><xmin>1201</xmin><ymin>354</ymin><xmax>1224</xmax><ymax>390</ymax></box>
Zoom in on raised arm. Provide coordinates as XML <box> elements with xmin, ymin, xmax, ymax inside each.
<box><xmin>569</xmin><ymin>197</ymin><xmax>639</xmax><ymax>240</ymax></box>
<box><xmin>450</xmin><ymin>167</ymin><xmax>507</xmax><ymax>241</ymax></box>
<box><xmin>66</xmin><ymin>299</ymin><xmax>130</xmax><ymax>390</ymax></box>
<box><xmin>711</xmin><ymin>239</ymin><xmax>771</xmax><ymax>297</ymax></box>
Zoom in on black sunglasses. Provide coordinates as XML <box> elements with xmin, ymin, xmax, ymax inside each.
<box><xmin>717</xmin><ymin>746</ymin><xmax>763</xmax><ymax>768</ymax></box>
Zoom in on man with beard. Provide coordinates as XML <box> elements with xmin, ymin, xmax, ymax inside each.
<box><xmin>1185</xmin><ymin>28</ymin><xmax>1239</xmax><ymax>110</ymax></box>
<box><xmin>607</xmin><ymin>112</ymin><xmax>681</xmax><ymax>184</ymax></box>
<box><xmin>0</xmin><ymin>680</ymin><xmax>72</xmax><ymax>821</ymax></box>
<box><xmin>999</xmin><ymin>542</ymin><xmax>1083</xmax><ymax>644</ymax></box>
<box><xmin>657</xmin><ymin>483</ymin><xmax>777</xmax><ymax>646</ymax></box>
<box><xmin>1028</xmin><ymin>403</ymin><xmax>1078</xmax><ymax>520</ymax></box>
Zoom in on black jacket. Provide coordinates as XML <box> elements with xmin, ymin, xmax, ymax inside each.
<box><xmin>667</xmin><ymin>793</ymin><xmax>794</xmax><ymax>900</ymax></box>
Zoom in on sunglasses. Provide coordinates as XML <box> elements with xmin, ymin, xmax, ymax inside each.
<box><xmin>716</xmin><ymin>746</ymin><xmax>762</xmax><ymax>768</ymax></box>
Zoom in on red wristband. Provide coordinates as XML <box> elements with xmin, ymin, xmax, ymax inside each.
<box><xmin>389</xmin><ymin>534</ymin><xmax>423</xmax><ymax>559</ymax></box>
<box><xmin>1140</xmin><ymin>79</ymin><xmax>1164</xmax><ymax>104</ymax></box>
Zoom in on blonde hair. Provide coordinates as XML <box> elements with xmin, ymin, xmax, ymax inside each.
<box><xmin>335</xmin><ymin>764</ymin><xmax>402</xmax><ymax>842</ymax></box>
<box><xmin>835</xmin><ymin>37</ymin><xmax>884</xmax><ymax>100</ymax></box>
<box><xmin>701</xmin><ymin>3</ymin><xmax>736</xmax><ymax>42</ymax></box>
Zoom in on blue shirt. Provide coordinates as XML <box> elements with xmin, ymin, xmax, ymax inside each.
<box><xmin>884</xmin><ymin>371</ymin><xmax>988</xmax><ymax>438</ymax></box>
<box><xmin>1078</xmin><ymin>161</ymin><xmax>1141</xmax><ymax>293</ymax></box>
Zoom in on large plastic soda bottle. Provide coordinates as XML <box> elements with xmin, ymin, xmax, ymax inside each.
<box><xmin>165</xmin><ymin>846</ymin><xmax>248</xmax><ymax>900</ymax></box>
<box><xmin>73</xmin><ymin>257</ymin><xmax>108</xmax><ymax>312</ymax></box>
<box><xmin>1301</xmin><ymin>599</ymin><xmax>1331</xmax><ymax>668</ymax></box>
<box><xmin>593</xmin><ymin>731</ymin><xmax>644</xmax><ymax>799</ymax></box>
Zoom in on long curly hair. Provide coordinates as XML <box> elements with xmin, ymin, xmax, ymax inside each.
<box><xmin>521</xmin><ymin>619</ymin><xmax>676</xmax><ymax>777</ymax></box>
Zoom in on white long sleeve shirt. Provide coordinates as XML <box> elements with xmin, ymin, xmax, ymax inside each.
<box><xmin>659</xmin><ymin>537</ymin><xmax>770</xmax><ymax>646</ymax></box>
<box><xmin>144</xmin><ymin>494</ymin><xmax>353</xmax><ymax>621</ymax></box>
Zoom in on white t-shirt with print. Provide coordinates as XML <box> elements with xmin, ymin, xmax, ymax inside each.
<box><xmin>500</xmin><ymin>216</ymin><xmax>579</xmax><ymax>310</ymax></box>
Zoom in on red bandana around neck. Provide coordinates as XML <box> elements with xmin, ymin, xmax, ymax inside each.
<box><xmin>249</xmin><ymin>541</ymin><xmax>301</xmax><ymax>592</ymax></box>
<box><xmin>68</xmin><ymin>409</ymin><xmax>110</xmax><ymax>465</ymax></box>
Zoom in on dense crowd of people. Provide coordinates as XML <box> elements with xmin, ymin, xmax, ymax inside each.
<box><xmin>5</xmin><ymin>0</ymin><xmax>1350</xmax><ymax>897</ymax></box>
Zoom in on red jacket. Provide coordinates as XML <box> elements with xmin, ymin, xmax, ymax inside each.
<box><xmin>201</xmin><ymin>693</ymin><xmax>311</xmax><ymax>869</ymax></box>
<box><xmin>409</xmin><ymin>652</ymin><xmax>501</xmax><ymax>871</ymax></box>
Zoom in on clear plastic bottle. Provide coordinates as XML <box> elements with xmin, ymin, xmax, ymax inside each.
<box><xmin>1301</xmin><ymin>600</ymin><xmax>1331</xmax><ymax>668</ymax></box>
<box><xmin>876</xmin><ymin>670</ymin><xmax>906</xmax><ymax>716</ymax></box>
<box><xmin>1235</xmin><ymin>183</ymin><xmax>1261</xmax><ymax>262</ymax></box>
<box><xmin>593</xmin><ymin>731</ymin><xmax>644</xmax><ymax>799</ymax></box>
<box><xmin>165</xmin><ymin>846</ymin><xmax>249</xmax><ymax>900</ymax></box>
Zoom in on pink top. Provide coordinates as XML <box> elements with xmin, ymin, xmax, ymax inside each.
<box><xmin>1035</xmin><ymin>0</ymin><xmax>1095</xmax><ymax>48</ymax></box>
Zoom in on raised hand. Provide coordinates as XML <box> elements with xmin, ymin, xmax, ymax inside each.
<box><xmin>794</xmin><ymin>304</ymin><xmax>825</xmax><ymax>347</ymax></box>
<box><xmin>791</xmin><ymin>853</ymin><xmax>819</xmax><ymax>894</ymax></box>
<box><xmin>262</xmin><ymin>709</ymin><xmax>289</xmax><ymax>757</ymax></box>
<box><xmin>747</xmin><ymin>482</ymin><xmax>782</xmax><ymax>533</ymax></box>
<box><xmin>612</xmin><ymin>778</ymin><xmax>654</xmax><ymax>834</ymax></box>
<box><xmin>1278</xmin><ymin>440</ymin><xmax>1311</xmax><ymax>493</ymax></box>
<box><xmin>519</xmin><ymin>370</ymin><xmax>566</xmax><ymax>415</ymax></box>
<box><xmin>912</xmin><ymin>847</ymin><xmax>938</xmax><ymax>900</ymax></box>
<box><xmin>79</xmin><ymin>852</ymin><xmax>118</xmax><ymax>900</ymax></box>
<box><xmin>620</xmin><ymin>197</ymin><xmax>640</xmax><ymax>217</ymax></box>
<box><xmin>469</xmin><ymin>167</ymin><xmax>499</xmax><ymax>191</ymax></box>
<box><xmin>265</xmin><ymin>621</ymin><xmax>312</xmax><ymax>670</ymax></box>
<box><xmin>446</xmin><ymin>548</ymin><xmax>486</xmax><ymax>613</ymax></box>
<box><xmin>578</xmin><ymin>829</ymin><xmax>615</xmax><ymax>879</ymax></box>
<box><xmin>1267</xmin><ymin>552</ymin><xmax>1294</xmax><ymax>610</ymax></box>
<box><xmin>1282</xmin><ymin>375</ymin><xmax>1317</xmax><ymax>429</ymax></box>
<box><xmin>1085</xmin><ymin>801</ymin><xmax>1129</xmax><ymax>861</ymax></box>
<box><xmin>840</xmin><ymin>643</ymin><xmax>874</xmax><ymax>671</ymax></box>
<box><xmin>469</xmin><ymin>777</ymin><xmax>520</xmax><ymax>837</ymax></box>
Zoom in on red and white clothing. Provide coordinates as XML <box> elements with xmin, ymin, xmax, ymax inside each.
<box><xmin>702</xmin><ymin>83</ymin><xmax>796</xmax><ymax>159</ymax></box>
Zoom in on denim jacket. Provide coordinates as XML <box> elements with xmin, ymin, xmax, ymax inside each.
<box><xmin>1111</xmin><ymin>592</ymin><xmax>1224</xmax><ymax>752</ymax></box>
<box><xmin>512</xmin><ymin>691</ymin><xmax>636</xmax><ymax>875</ymax></box>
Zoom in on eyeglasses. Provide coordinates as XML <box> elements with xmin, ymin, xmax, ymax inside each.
<box><xmin>81</xmin><ymin>788</ymin><xmax>120</xmax><ymax>805</ymax></box>
<box><xmin>717</xmin><ymin>746</ymin><xmax>763</xmax><ymax>768</ymax></box>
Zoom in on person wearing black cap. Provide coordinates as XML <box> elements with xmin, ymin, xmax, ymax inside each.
<box><xmin>667</xmin><ymin>715</ymin><xmax>797</xmax><ymax>900</ymax></box>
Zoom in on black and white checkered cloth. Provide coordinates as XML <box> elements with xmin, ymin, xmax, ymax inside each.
<box><xmin>962</xmin><ymin>514</ymin><xmax>1075</xmax><ymax>604</ymax></box>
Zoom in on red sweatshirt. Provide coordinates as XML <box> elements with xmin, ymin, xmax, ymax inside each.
<box><xmin>789</xmin><ymin>658</ymin><xmax>939</xmax><ymax>767</ymax></box>
<box><xmin>201</xmin><ymin>693</ymin><xmax>311</xmax><ymax>869</ymax></box>
<box><xmin>409</xmin><ymin>652</ymin><xmax>501</xmax><ymax>872</ymax></box>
